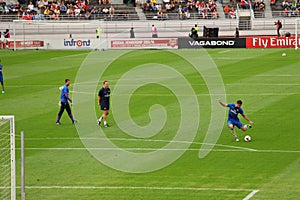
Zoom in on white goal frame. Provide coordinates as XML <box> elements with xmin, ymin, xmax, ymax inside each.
<box><xmin>0</xmin><ymin>116</ymin><xmax>16</xmax><ymax>200</ymax></box>
<box><xmin>296</xmin><ymin>18</ymin><xmax>299</xmax><ymax>50</ymax></box>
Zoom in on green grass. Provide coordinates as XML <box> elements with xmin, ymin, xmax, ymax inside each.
<box><xmin>0</xmin><ymin>49</ymin><xmax>300</xmax><ymax>199</ymax></box>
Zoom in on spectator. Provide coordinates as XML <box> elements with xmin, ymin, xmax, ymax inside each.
<box><xmin>130</xmin><ymin>27</ymin><xmax>135</xmax><ymax>38</ymax></box>
<box><xmin>143</xmin><ymin>2</ymin><xmax>150</xmax><ymax>12</ymax></box>
<box><xmin>3</xmin><ymin>3</ymin><xmax>9</xmax><ymax>14</ymax></box>
<box><xmin>240</xmin><ymin>0</ymin><xmax>246</xmax><ymax>9</ymax></box>
<box><xmin>189</xmin><ymin>27</ymin><xmax>198</xmax><ymax>39</ymax></box>
<box><xmin>223</xmin><ymin>5</ymin><xmax>229</xmax><ymax>18</ymax></box>
<box><xmin>84</xmin><ymin>11</ymin><xmax>91</xmax><ymax>19</ymax></box>
<box><xmin>291</xmin><ymin>1</ymin><xmax>297</xmax><ymax>9</ymax></box>
<box><xmin>165</xmin><ymin>3</ymin><xmax>171</xmax><ymax>11</ymax></box>
<box><xmin>74</xmin><ymin>5</ymin><xmax>81</xmax><ymax>16</ymax></box>
<box><xmin>32</xmin><ymin>11</ymin><xmax>44</xmax><ymax>20</ymax></box>
<box><xmin>102</xmin><ymin>6</ymin><xmax>109</xmax><ymax>15</ymax></box>
<box><xmin>27</xmin><ymin>1</ymin><xmax>34</xmax><ymax>12</ymax></box>
<box><xmin>157</xmin><ymin>9</ymin><xmax>163</xmax><ymax>20</ymax></box>
<box><xmin>212</xmin><ymin>7</ymin><xmax>218</xmax><ymax>18</ymax></box>
<box><xmin>282</xmin><ymin>7</ymin><xmax>289</xmax><ymax>16</ymax></box>
<box><xmin>151</xmin><ymin>24</ymin><xmax>158</xmax><ymax>38</ymax></box>
<box><xmin>44</xmin><ymin>6</ymin><xmax>52</xmax><ymax>19</ymax></box>
<box><xmin>67</xmin><ymin>5</ymin><xmax>75</xmax><ymax>16</ymax></box>
<box><xmin>22</xmin><ymin>10</ymin><xmax>32</xmax><ymax>20</ymax></box>
<box><xmin>3</xmin><ymin>29</ymin><xmax>10</xmax><ymax>39</ymax></box>
<box><xmin>254</xmin><ymin>1</ymin><xmax>260</xmax><ymax>11</ymax></box>
<box><xmin>90</xmin><ymin>6</ymin><xmax>100</xmax><ymax>16</ymax></box>
<box><xmin>178</xmin><ymin>4</ymin><xmax>183</xmax><ymax>19</ymax></box>
<box><xmin>282</xmin><ymin>0</ymin><xmax>289</xmax><ymax>9</ymax></box>
<box><xmin>60</xmin><ymin>1</ymin><xmax>68</xmax><ymax>14</ymax></box>
<box><xmin>0</xmin><ymin>4</ymin><xmax>3</xmax><ymax>14</ymax></box>
<box><xmin>194</xmin><ymin>24</ymin><xmax>199</xmax><ymax>36</ymax></box>
<box><xmin>292</xmin><ymin>7</ymin><xmax>299</xmax><ymax>16</ymax></box>
<box><xmin>229</xmin><ymin>7</ymin><xmax>236</xmax><ymax>18</ymax></box>
<box><xmin>37</xmin><ymin>0</ymin><xmax>45</xmax><ymax>11</ymax></box>
<box><xmin>43</xmin><ymin>0</ymin><xmax>48</xmax><ymax>8</ymax></box>
<box><xmin>259</xmin><ymin>0</ymin><xmax>265</xmax><ymax>11</ymax></box>
<box><xmin>275</xmin><ymin>19</ymin><xmax>282</xmax><ymax>36</ymax></box>
<box><xmin>52</xmin><ymin>7</ymin><xmax>60</xmax><ymax>20</ymax></box>
<box><xmin>235</xmin><ymin>27</ymin><xmax>239</xmax><ymax>38</ymax></box>
<box><xmin>109</xmin><ymin>5</ymin><xmax>114</xmax><ymax>18</ymax></box>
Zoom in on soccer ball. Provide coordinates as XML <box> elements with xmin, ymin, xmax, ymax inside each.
<box><xmin>282</xmin><ymin>53</ymin><xmax>286</xmax><ymax>57</ymax></box>
<box><xmin>244</xmin><ymin>135</ymin><xmax>251</xmax><ymax>142</ymax></box>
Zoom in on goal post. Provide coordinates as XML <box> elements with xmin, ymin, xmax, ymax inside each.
<box><xmin>0</xmin><ymin>116</ymin><xmax>16</xmax><ymax>200</ymax></box>
<box><xmin>296</xmin><ymin>18</ymin><xmax>299</xmax><ymax>50</ymax></box>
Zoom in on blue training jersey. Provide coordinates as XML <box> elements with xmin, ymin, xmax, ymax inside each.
<box><xmin>227</xmin><ymin>103</ymin><xmax>244</xmax><ymax>120</ymax></box>
<box><xmin>0</xmin><ymin>64</ymin><xmax>3</xmax><ymax>75</ymax></box>
<box><xmin>60</xmin><ymin>85</ymin><xmax>69</xmax><ymax>103</ymax></box>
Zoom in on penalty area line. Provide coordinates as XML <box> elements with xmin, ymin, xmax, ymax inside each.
<box><xmin>17</xmin><ymin>186</ymin><xmax>256</xmax><ymax>192</ymax></box>
<box><xmin>243</xmin><ymin>190</ymin><xmax>260</xmax><ymax>200</ymax></box>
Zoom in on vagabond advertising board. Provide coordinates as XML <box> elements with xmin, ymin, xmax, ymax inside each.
<box><xmin>110</xmin><ymin>39</ymin><xmax>178</xmax><ymax>49</ymax></box>
<box><xmin>178</xmin><ymin>38</ymin><xmax>246</xmax><ymax>48</ymax></box>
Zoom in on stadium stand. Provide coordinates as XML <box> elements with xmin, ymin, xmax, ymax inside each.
<box><xmin>0</xmin><ymin>0</ymin><xmax>139</xmax><ymax>21</ymax></box>
<box><xmin>271</xmin><ymin>0</ymin><xmax>300</xmax><ymax>17</ymax></box>
<box><xmin>143</xmin><ymin>0</ymin><xmax>219</xmax><ymax>20</ymax></box>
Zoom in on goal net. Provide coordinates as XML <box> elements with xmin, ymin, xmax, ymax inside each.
<box><xmin>0</xmin><ymin>116</ymin><xmax>16</xmax><ymax>200</ymax></box>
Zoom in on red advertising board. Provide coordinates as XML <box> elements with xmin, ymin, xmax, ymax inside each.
<box><xmin>8</xmin><ymin>40</ymin><xmax>44</xmax><ymax>48</ymax></box>
<box><xmin>110</xmin><ymin>39</ymin><xmax>178</xmax><ymax>49</ymax></box>
<box><xmin>246</xmin><ymin>36</ymin><xmax>299</xmax><ymax>48</ymax></box>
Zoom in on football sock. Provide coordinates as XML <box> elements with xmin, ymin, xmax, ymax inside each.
<box><xmin>104</xmin><ymin>121</ymin><xmax>107</xmax><ymax>125</ymax></box>
<box><xmin>69</xmin><ymin>114</ymin><xmax>75</xmax><ymax>123</ymax></box>
<box><xmin>56</xmin><ymin>115</ymin><xmax>61</xmax><ymax>123</ymax></box>
<box><xmin>98</xmin><ymin>117</ymin><xmax>102</xmax><ymax>122</ymax></box>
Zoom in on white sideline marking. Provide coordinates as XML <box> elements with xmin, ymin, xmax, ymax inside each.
<box><xmin>20</xmin><ymin>148</ymin><xmax>300</xmax><ymax>153</ymax></box>
<box><xmin>21</xmin><ymin>148</ymin><xmax>254</xmax><ymax>152</ymax></box>
<box><xmin>25</xmin><ymin>137</ymin><xmax>257</xmax><ymax>152</ymax></box>
<box><xmin>24</xmin><ymin>138</ymin><xmax>300</xmax><ymax>153</ymax></box>
<box><xmin>69</xmin><ymin>90</ymin><xmax>300</xmax><ymax>96</ymax></box>
<box><xmin>14</xmin><ymin>186</ymin><xmax>255</xmax><ymax>192</ymax></box>
<box><xmin>6</xmin><ymin>83</ymin><xmax>300</xmax><ymax>87</ymax></box>
<box><xmin>243</xmin><ymin>190</ymin><xmax>260</xmax><ymax>200</ymax></box>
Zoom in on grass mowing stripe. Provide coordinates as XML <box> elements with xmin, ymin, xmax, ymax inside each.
<box><xmin>1</xmin><ymin>49</ymin><xmax>299</xmax><ymax>200</ymax></box>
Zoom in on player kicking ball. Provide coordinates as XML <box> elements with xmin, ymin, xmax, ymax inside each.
<box><xmin>97</xmin><ymin>80</ymin><xmax>111</xmax><ymax>127</ymax></box>
<box><xmin>217</xmin><ymin>98</ymin><xmax>254</xmax><ymax>142</ymax></box>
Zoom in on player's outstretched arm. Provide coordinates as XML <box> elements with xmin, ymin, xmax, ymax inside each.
<box><xmin>242</xmin><ymin>114</ymin><xmax>254</xmax><ymax>124</ymax></box>
<box><xmin>217</xmin><ymin>98</ymin><xmax>227</xmax><ymax>107</ymax></box>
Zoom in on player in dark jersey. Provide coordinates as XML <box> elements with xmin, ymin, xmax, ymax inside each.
<box><xmin>218</xmin><ymin>98</ymin><xmax>254</xmax><ymax>141</ymax></box>
<box><xmin>97</xmin><ymin>80</ymin><xmax>111</xmax><ymax>127</ymax></box>
<box><xmin>0</xmin><ymin>60</ymin><xmax>5</xmax><ymax>94</ymax></box>
<box><xmin>56</xmin><ymin>79</ymin><xmax>76</xmax><ymax>125</ymax></box>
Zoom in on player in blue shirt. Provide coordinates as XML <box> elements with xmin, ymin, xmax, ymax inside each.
<box><xmin>218</xmin><ymin>98</ymin><xmax>254</xmax><ymax>141</ymax></box>
<box><xmin>0</xmin><ymin>60</ymin><xmax>5</xmax><ymax>94</ymax></box>
<box><xmin>56</xmin><ymin>79</ymin><xmax>76</xmax><ymax>125</ymax></box>
<box><xmin>97</xmin><ymin>80</ymin><xmax>111</xmax><ymax>127</ymax></box>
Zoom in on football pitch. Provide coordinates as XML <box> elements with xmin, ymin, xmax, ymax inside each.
<box><xmin>1</xmin><ymin>48</ymin><xmax>300</xmax><ymax>199</ymax></box>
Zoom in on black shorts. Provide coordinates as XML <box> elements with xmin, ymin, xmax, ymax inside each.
<box><xmin>100</xmin><ymin>103</ymin><xmax>109</xmax><ymax>111</ymax></box>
